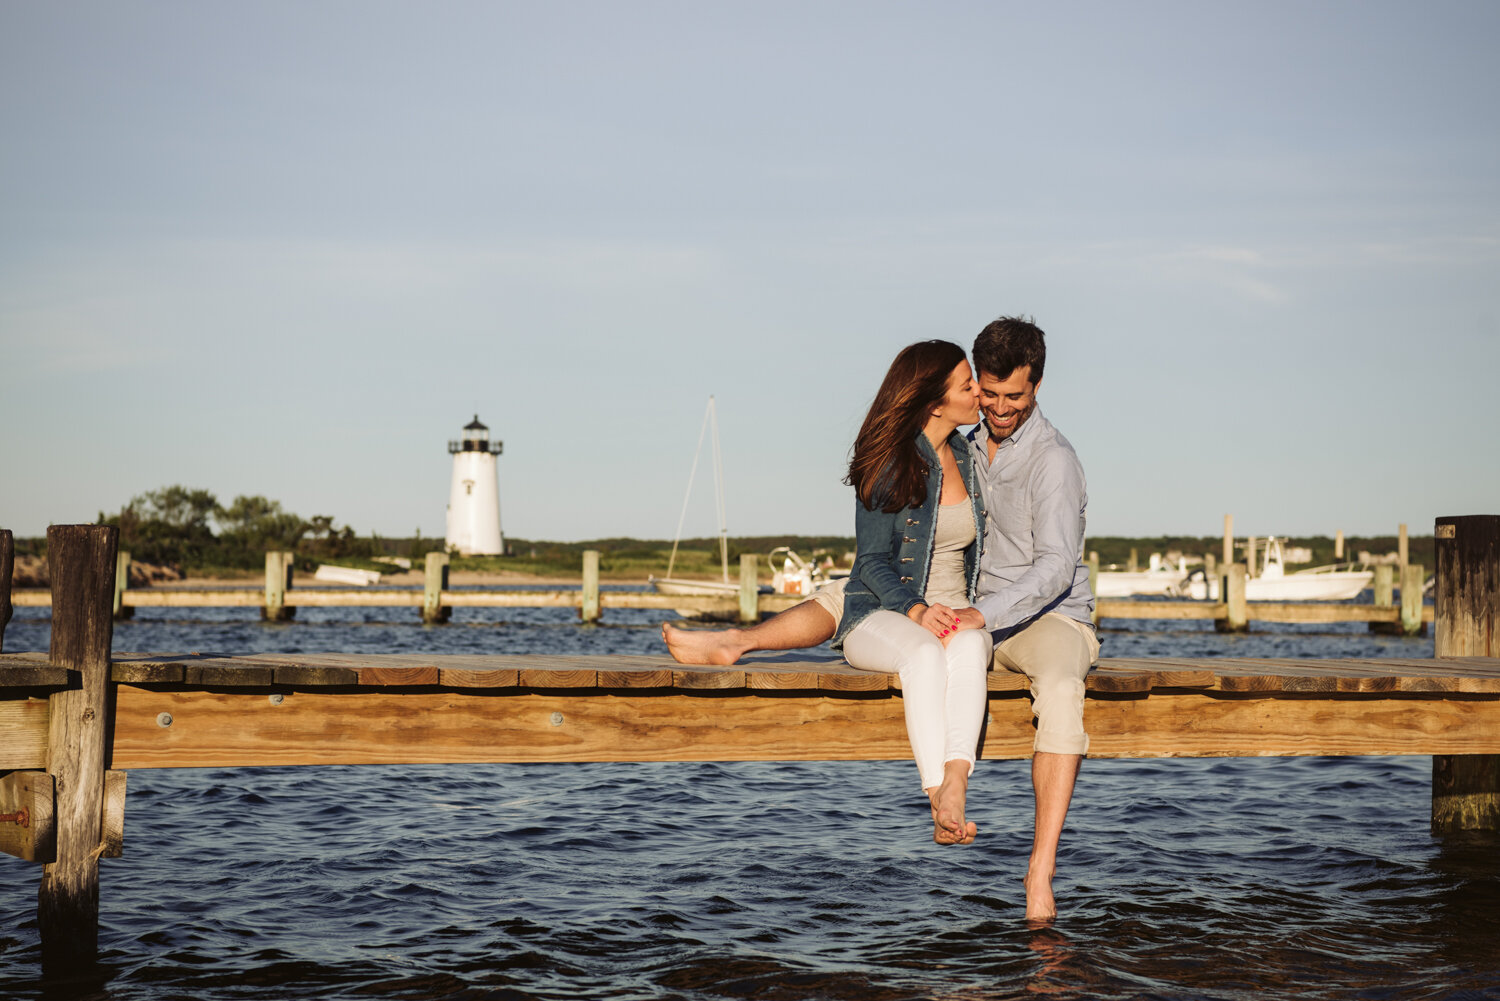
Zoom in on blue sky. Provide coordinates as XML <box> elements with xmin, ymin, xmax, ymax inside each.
<box><xmin>2</xmin><ymin>1</ymin><xmax>1496</xmax><ymax>545</ymax></box>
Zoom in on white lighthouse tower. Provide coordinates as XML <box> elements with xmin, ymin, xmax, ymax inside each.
<box><xmin>445</xmin><ymin>415</ymin><xmax>504</xmax><ymax>556</ymax></box>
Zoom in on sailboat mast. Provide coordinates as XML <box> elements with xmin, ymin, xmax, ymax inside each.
<box><xmin>709</xmin><ymin>396</ymin><xmax>729</xmax><ymax>583</ymax></box>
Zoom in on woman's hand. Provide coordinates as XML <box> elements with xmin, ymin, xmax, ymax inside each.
<box><xmin>917</xmin><ymin>603</ymin><xmax>962</xmax><ymax>641</ymax></box>
<box><xmin>951</xmin><ymin>607</ymin><xmax>986</xmax><ymax>632</ymax></box>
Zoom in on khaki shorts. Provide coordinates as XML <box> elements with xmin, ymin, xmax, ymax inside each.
<box><xmin>993</xmin><ymin>612</ymin><xmax>1100</xmax><ymax>755</ymax></box>
<box><xmin>806</xmin><ymin>576</ymin><xmax>848</xmax><ymax>623</ymax></box>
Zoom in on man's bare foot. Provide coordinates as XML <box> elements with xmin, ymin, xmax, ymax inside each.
<box><xmin>1024</xmin><ymin>865</ymin><xmax>1057</xmax><ymax>925</ymax></box>
<box><xmin>661</xmin><ymin>622</ymin><xmax>749</xmax><ymax>666</ymax></box>
<box><xmin>926</xmin><ymin>765</ymin><xmax>977</xmax><ymax>845</ymax></box>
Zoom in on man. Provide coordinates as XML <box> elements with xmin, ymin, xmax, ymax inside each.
<box><xmin>663</xmin><ymin>316</ymin><xmax>1098</xmax><ymax>925</ymax></box>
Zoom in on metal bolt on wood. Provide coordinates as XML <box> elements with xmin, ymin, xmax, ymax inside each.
<box><xmin>1</xmin><ymin>808</ymin><xmax>30</xmax><ymax>827</ymax></box>
<box><xmin>156</xmin><ymin>713</ymin><xmax>173</xmax><ymax>728</ymax></box>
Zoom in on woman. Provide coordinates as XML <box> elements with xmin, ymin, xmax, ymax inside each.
<box><xmin>836</xmin><ymin>340</ymin><xmax>991</xmax><ymax>846</ymax></box>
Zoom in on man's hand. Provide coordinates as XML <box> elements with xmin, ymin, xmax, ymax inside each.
<box><xmin>952</xmin><ymin>607</ymin><xmax>987</xmax><ymax>631</ymax></box>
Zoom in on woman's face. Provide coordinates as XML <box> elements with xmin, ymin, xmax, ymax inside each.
<box><xmin>931</xmin><ymin>359</ymin><xmax>981</xmax><ymax>427</ymax></box>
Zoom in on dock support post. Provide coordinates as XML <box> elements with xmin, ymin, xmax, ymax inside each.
<box><xmin>1222</xmin><ymin>514</ymin><xmax>1233</xmax><ymax>572</ymax></box>
<box><xmin>1087</xmin><ymin>553</ymin><xmax>1100</xmax><ymax>626</ymax></box>
<box><xmin>738</xmin><ymin>554</ymin><xmax>758</xmax><ymax>624</ymax></box>
<box><xmin>38</xmin><ymin>525</ymin><xmax>116</xmax><ymax>977</ymax></box>
<box><xmin>1247</xmin><ymin>536</ymin><xmax>1258</xmax><ymax>578</ymax></box>
<box><xmin>1335</xmin><ymin>530</ymin><xmax>1344</xmax><ymax>561</ymax></box>
<box><xmin>113</xmin><ymin>549</ymin><xmax>133</xmax><ymax>620</ymax></box>
<box><xmin>580</xmin><ymin>550</ymin><xmax>600</xmax><ymax>623</ymax></box>
<box><xmin>422</xmin><ymin>552</ymin><xmax>451</xmax><ymax>624</ymax></box>
<box><xmin>1370</xmin><ymin>564</ymin><xmax>1397</xmax><ymax>635</ymax></box>
<box><xmin>1400</xmin><ymin>563</ymin><xmax>1426</xmax><ymax>637</ymax></box>
<box><xmin>1215</xmin><ymin>564</ymin><xmax>1248</xmax><ymax>633</ymax></box>
<box><xmin>1</xmin><ymin>528</ymin><xmax>12</xmax><ymax>652</ymax></box>
<box><xmin>1432</xmin><ymin>515</ymin><xmax>1499</xmax><ymax>833</ymax></box>
<box><xmin>262</xmin><ymin>550</ymin><xmax>294</xmax><ymax>621</ymax></box>
<box><xmin>1398</xmin><ymin>523</ymin><xmax>1409</xmax><ymax>575</ymax></box>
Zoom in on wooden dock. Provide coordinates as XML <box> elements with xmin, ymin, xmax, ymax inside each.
<box><xmin>1</xmin><ymin>518</ymin><xmax>1496</xmax><ymax>977</ymax></box>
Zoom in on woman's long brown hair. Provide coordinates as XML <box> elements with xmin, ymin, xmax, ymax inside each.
<box><xmin>845</xmin><ymin>340</ymin><xmax>967</xmax><ymax>513</ymax></box>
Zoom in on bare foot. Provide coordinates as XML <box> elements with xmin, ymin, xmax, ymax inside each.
<box><xmin>927</xmin><ymin>765</ymin><xmax>977</xmax><ymax>846</ymax></box>
<box><xmin>661</xmin><ymin>622</ymin><xmax>748</xmax><ymax>666</ymax></box>
<box><xmin>1024</xmin><ymin>865</ymin><xmax>1057</xmax><ymax>925</ymax></box>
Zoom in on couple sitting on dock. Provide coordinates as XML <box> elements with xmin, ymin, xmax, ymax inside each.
<box><xmin>663</xmin><ymin>316</ymin><xmax>1098</xmax><ymax>925</ymax></box>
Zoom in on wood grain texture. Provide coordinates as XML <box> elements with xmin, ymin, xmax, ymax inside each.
<box><xmin>102</xmin><ymin>770</ymin><xmax>126</xmax><ymax>858</ymax></box>
<box><xmin>41</xmin><ymin>525</ymin><xmax>117</xmax><ymax>972</ymax></box>
<box><xmin>108</xmin><ymin>684</ymin><xmax>1500</xmax><ymax>769</ymax></box>
<box><xmin>0</xmin><ymin>696</ymin><xmax>50</xmax><ymax>769</ymax></box>
<box><xmin>0</xmin><ymin>651</ymin><xmax>68</xmax><ymax>687</ymax></box>
<box><xmin>0</xmin><ymin>769</ymin><xmax>54</xmax><ymax>863</ymax></box>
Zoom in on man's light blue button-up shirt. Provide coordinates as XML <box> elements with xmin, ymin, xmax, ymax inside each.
<box><xmin>967</xmin><ymin>406</ymin><xmax>1095</xmax><ymax>635</ymax></box>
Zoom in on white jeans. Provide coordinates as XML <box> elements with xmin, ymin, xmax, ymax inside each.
<box><xmin>842</xmin><ymin>610</ymin><xmax>994</xmax><ymax>790</ymax></box>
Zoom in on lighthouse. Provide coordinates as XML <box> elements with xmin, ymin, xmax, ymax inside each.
<box><xmin>445</xmin><ymin>415</ymin><xmax>504</xmax><ymax>556</ymax></box>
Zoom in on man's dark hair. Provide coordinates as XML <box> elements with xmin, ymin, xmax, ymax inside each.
<box><xmin>972</xmin><ymin>315</ymin><xmax>1046</xmax><ymax>384</ymax></box>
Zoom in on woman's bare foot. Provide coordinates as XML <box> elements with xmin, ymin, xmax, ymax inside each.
<box><xmin>661</xmin><ymin>622</ymin><xmax>750</xmax><ymax>666</ymax></box>
<box><xmin>1024</xmin><ymin>865</ymin><xmax>1057</xmax><ymax>925</ymax></box>
<box><xmin>926</xmin><ymin>762</ymin><xmax>977</xmax><ymax>845</ymax></box>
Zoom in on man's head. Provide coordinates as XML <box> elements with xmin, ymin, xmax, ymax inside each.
<box><xmin>972</xmin><ymin>315</ymin><xmax>1045</xmax><ymax>440</ymax></box>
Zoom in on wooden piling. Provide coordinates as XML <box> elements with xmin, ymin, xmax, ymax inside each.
<box><xmin>422</xmin><ymin>551</ymin><xmax>451</xmax><ymax>624</ymax></box>
<box><xmin>1335</xmin><ymin>530</ymin><xmax>1344</xmax><ymax>560</ymax></box>
<box><xmin>1369</xmin><ymin>564</ymin><xmax>1397</xmax><ymax>635</ymax></box>
<box><xmin>1222</xmin><ymin>514</ymin><xmax>1233</xmax><ymax>571</ymax></box>
<box><xmin>1127</xmin><ymin>548</ymin><xmax>1138</xmax><ymax>574</ymax></box>
<box><xmin>1398</xmin><ymin>523</ymin><xmax>1409</xmax><ymax>574</ymax></box>
<box><xmin>1400</xmin><ymin>563</ymin><xmax>1425</xmax><ymax>637</ymax></box>
<box><xmin>1431</xmin><ymin>515</ymin><xmax>1499</xmax><ymax>833</ymax></box>
<box><xmin>581</xmin><ymin>551</ymin><xmax>601</xmax><ymax>623</ymax></box>
<box><xmin>1087</xmin><ymin>552</ymin><xmax>1100</xmax><ymax>626</ymax></box>
<box><xmin>738</xmin><ymin>554</ymin><xmax>758</xmax><ymax>624</ymax></box>
<box><xmin>1215</xmin><ymin>564</ymin><xmax>1248</xmax><ymax>633</ymax></box>
<box><xmin>262</xmin><ymin>550</ymin><xmax>294</xmax><ymax>622</ymax></box>
<box><xmin>39</xmin><ymin>525</ymin><xmax>116</xmax><ymax>974</ymax></box>
<box><xmin>113</xmin><ymin>549</ymin><xmax>133</xmax><ymax>621</ymax></box>
<box><xmin>1</xmin><ymin>529</ymin><xmax>12</xmax><ymax>653</ymax></box>
<box><xmin>1247</xmin><ymin>536</ymin><xmax>1258</xmax><ymax>578</ymax></box>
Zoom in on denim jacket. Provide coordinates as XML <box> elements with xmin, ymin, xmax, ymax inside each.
<box><xmin>832</xmin><ymin>429</ymin><xmax>986</xmax><ymax>649</ymax></box>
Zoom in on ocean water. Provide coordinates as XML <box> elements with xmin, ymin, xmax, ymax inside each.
<box><xmin>2</xmin><ymin>598</ymin><xmax>1498</xmax><ymax>1000</ymax></box>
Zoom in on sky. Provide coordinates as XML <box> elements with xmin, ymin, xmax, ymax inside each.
<box><xmin>2</xmin><ymin>1</ymin><xmax>1496</xmax><ymax>546</ymax></box>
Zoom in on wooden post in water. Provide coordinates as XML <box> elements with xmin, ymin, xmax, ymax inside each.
<box><xmin>580</xmin><ymin>550</ymin><xmax>601</xmax><ymax>623</ymax></box>
<box><xmin>1222</xmin><ymin>515</ymin><xmax>1234</xmax><ymax>571</ymax></box>
<box><xmin>1400</xmin><ymin>563</ymin><xmax>1425</xmax><ymax>637</ymax></box>
<box><xmin>422</xmin><ymin>551</ymin><xmax>451</xmax><ymax>625</ymax></box>
<box><xmin>1432</xmin><ymin>515</ymin><xmax>1499</xmax><ymax>833</ymax></box>
<box><xmin>1087</xmin><ymin>552</ymin><xmax>1100</xmax><ymax>627</ymax></box>
<box><xmin>39</xmin><ymin>525</ymin><xmax>116</xmax><ymax>975</ymax></box>
<box><xmin>1</xmin><ymin>529</ymin><xmax>12</xmax><ymax>653</ymax></box>
<box><xmin>1216</xmin><ymin>564</ymin><xmax>1248</xmax><ymax>633</ymax></box>
<box><xmin>113</xmin><ymin>549</ymin><xmax>133</xmax><ymax>620</ymax></box>
<box><xmin>1335</xmin><ymin>530</ymin><xmax>1344</xmax><ymax>561</ymax></box>
<box><xmin>1369</xmin><ymin>564</ymin><xmax>1397</xmax><ymax>635</ymax></box>
<box><xmin>738</xmin><ymin>554</ymin><xmax>758</xmax><ymax>624</ymax></box>
<box><xmin>1398</xmin><ymin>523</ymin><xmax>1409</xmax><ymax>575</ymax></box>
<box><xmin>1247</xmin><ymin>536</ymin><xmax>1258</xmax><ymax>578</ymax></box>
<box><xmin>262</xmin><ymin>550</ymin><xmax>294</xmax><ymax>621</ymax></box>
<box><xmin>1127</xmin><ymin>548</ymin><xmax>1138</xmax><ymax>574</ymax></box>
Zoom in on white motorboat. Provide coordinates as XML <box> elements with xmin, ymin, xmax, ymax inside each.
<box><xmin>1176</xmin><ymin>537</ymin><xmax>1372</xmax><ymax>601</ymax></box>
<box><xmin>768</xmin><ymin>546</ymin><xmax>849</xmax><ymax>597</ymax></box>
<box><xmin>313</xmin><ymin>564</ymin><xmax>381</xmax><ymax>586</ymax></box>
<box><xmin>1095</xmin><ymin>554</ymin><xmax>1191</xmax><ymax>598</ymax></box>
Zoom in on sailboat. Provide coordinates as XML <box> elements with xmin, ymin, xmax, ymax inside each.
<box><xmin>648</xmin><ymin>396</ymin><xmax>765</xmax><ymax>601</ymax></box>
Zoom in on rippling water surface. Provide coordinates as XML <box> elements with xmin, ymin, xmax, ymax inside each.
<box><xmin>3</xmin><ymin>598</ymin><xmax>1497</xmax><ymax>1000</ymax></box>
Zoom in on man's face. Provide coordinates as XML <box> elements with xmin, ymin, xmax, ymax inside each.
<box><xmin>977</xmin><ymin>365</ymin><xmax>1039</xmax><ymax>440</ymax></box>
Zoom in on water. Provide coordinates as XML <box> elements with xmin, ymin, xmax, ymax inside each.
<box><xmin>3</xmin><ymin>601</ymin><xmax>1498</xmax><ymax>1000</ymax></box>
